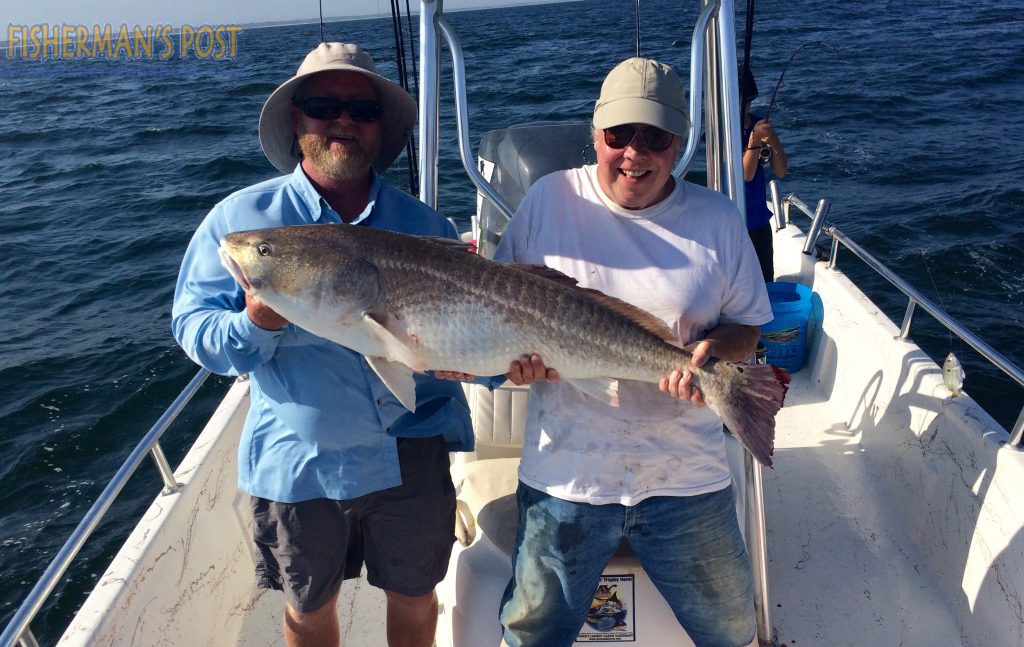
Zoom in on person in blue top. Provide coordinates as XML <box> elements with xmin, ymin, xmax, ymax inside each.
<box><xmin>172</xmin><ymin>43</ymin><xmax>473</xmax><ymax>647</ymax></box>
<box><xmin>741</xmin><ymin>68</ymin><xmax>788</xmax><ymax>282</ymax></box>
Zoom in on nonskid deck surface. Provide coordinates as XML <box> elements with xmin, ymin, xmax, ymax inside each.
<box><xmin>765</xmin><ymin>371</ymin><xmax>961</xmax><ymax>645</ymax></box>
<box><xmin>235</xmin><ymin>575</ymin><xmax>388</xmax><ymax>647</ymax></box>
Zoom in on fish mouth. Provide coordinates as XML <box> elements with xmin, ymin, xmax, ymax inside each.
<box><xmin>218</xmin><ymin>244</ymin><xmax>252</xmax><ymax>292</ymax></box>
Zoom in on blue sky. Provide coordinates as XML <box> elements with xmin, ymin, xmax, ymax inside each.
<box><xmin>6</xmin><ymin>0</ymin><xmax>550</xmax><ymax>29</ymax></box>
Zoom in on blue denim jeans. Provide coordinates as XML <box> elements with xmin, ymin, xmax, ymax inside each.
<box><xmin>499</xmin><ymin>483</ymin><xmax>754</xmax><ymax>647</ymax></box>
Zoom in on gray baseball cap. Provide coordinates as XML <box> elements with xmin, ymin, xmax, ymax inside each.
<box><xmin>593</xmin><ymin>57</ymin><xmax>690</xmax><ymax>135</ymax></box>
<box><xmin>258</xmin><ymin>42</ymin><xmax>417</xmax><ymax>174</ymax></box>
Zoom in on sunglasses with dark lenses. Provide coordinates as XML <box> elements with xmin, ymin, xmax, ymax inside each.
<box><xmin>295</xmin><ymin>97</ymin><xmax>383</xmax><ymax>122</ymax></box>
<box><xmin>603</xmin><ymin>125</ymin><xmax>675</xmax><ymax>152</ymax></box>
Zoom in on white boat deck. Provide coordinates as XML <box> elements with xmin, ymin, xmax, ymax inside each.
<box><xmin>766</xmin><ymin>372</ymin><xmax>961</xmax><ymax>645</ymax></box>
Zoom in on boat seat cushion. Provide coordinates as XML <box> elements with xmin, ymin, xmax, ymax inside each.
<box><xmin>462</xmin><ymin>383</ymin><xmax>530</xmax><ymax>451</ymax></box>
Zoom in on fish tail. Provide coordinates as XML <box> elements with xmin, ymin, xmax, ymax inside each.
<box><xmin>709</xmin><ymin>364</ymin><xmax>790</xmax><ymax>468</ymax></box>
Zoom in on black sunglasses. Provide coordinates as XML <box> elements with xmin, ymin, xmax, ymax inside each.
<box><xmin>603</xmin><ymin>125</ymin><xmax>675</xmax><ymax>152</ymax></box>
<box><xmin>294</xmin><ymin>97</ymin><xmax>383</xmax><ymax>122</ymax></box>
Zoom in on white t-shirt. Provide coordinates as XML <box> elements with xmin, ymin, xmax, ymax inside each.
<box><xmin>493</xmin><ymin>165</ymin><xmax>772</xmax><ymax>505</ymax></box>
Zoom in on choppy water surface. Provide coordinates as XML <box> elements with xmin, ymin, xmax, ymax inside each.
<box><xmin>1</xmin><ymin>0</ymin><xmax>1022</xmax><ymax>640</ymax></box>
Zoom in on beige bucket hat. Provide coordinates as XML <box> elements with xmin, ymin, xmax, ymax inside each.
<box><xmin>258</xmin><ymin>42</ymin><xmax>417</xmax><ymax>174</ymax></box>
<box><xmin>593</xmin><ymin>57</ymin><xmax>690</xmax><ymax>135</ymax></box>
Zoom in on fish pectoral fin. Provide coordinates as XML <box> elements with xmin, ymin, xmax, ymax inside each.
<box><xmin>565</xmin><ymin>378</ymin><xmax>620</xmax><ymax>407</ymax></box>
<box><xmin>361</xmin><ymin>313</ymin><xmax>428</xmax><ymax>372</ymax></box>
<box><xmin>366</xmin><ymin>357</ymin><xmax>418</xmax><ymax>412</ymax></box>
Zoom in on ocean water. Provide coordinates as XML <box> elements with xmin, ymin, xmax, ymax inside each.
<box><xmin>1</xmin><ymin>0</ymin><xmax>1022</xmax><ymax>641</ymax></box>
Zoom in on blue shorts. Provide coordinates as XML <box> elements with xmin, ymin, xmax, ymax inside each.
<box><xmin>499</xmin><ymin>483</ymin><xmax>754</xmax><ymax>647</ymax></box>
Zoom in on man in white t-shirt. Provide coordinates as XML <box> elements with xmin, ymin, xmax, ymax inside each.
<box><xmin>494</xmin><ymin>58</ymin><xmax>773</xmax><ymax>647</ymax></box>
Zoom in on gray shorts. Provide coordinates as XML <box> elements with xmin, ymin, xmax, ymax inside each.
<box><xmin>251</xmin><ymin>436</ymin><xmax>456</xmax><ymax>612</ymax></box>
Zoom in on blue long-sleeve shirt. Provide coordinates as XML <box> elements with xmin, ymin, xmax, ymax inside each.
<box><xmin>172</xmin><ymin>165</ymin><xmax>473</xmax><ymax>503</ymax></box>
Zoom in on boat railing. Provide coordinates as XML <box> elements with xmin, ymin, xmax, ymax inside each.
<box><xmin>0</xmin><ymin>369</ymin><xmax>215</xmax><ymax>647</ymax></box>
<box><xmin>673</xmin><ymin>0</ymin><xmax>718</xmax><ymax>179</ymax></box>
<box><xmin>427</xmin><ymin>1</ymin><xmax>719</xmax><ymax>224</ymax></box>
<box><xmin>434</xmin><ymin>14</ymin><xmax>514</xmax><ymax>224</ymax></box>
<box><xmin>772</xmin><ymin>179</ymin><xmax>1024</xmax><ymax>448</ymax></box>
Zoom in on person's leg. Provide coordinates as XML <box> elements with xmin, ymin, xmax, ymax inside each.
<box><xmin>251</xmin><ymin>496</ymin><xmax>352</xmax><ymax>647</ymax></box>
<box><xmin>384</xmin><ymin>590</ymin><xmax>439</xmax><ymax>647</ymax></box>
<box><xmin>748</xmin><ymin>224</ymin><xmax>774</xmax><ymax>283</ymax></box>
<box><xmin>499</xmin><ymin>483</ymin><xmax>623</xmax><ymax>647</ymax></box>
<box><xmin>358</xmin><ymin>436</ymin><xmax>456</xmax><ymax>647</ymax></box>
<box><xmin>283</xmin><ymin>591</ymin><xmax>340</xmax><ymax>647</ymax></box>
<box><xmin>627</xmin><ymin>487</ymin><xmax>755</xmax><ymax>647</ymax></box>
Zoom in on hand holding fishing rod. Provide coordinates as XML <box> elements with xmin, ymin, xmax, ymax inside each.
<box><xmin>744</xmin><ymin>116</ymin><xmax>787</xmax><ymax>177</ymax></box>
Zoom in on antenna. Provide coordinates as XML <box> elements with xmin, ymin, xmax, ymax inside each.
<box><xmin>315</xmin><ymin>0</ymin><xmax>323</xmax><ymax>42</ymax></box>
<box><xmin>635</xmin><ymin>0</ymin><xmax>641</xmax><ymax>57</ymax></box>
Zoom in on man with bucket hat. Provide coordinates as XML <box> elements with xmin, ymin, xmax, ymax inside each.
<box><xmin>491</xmin><ymin>58</ymin><xmax>771</xmax><ymax>646</ymax></box>
<box><xmin>172</xmin><ymin>43</ymin><xmax>473</xmax><ymax>647</ymax></box>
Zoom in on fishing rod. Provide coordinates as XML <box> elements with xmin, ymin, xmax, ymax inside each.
<box><xmin>739</xmin><ymin>0</ymin><xmax>756</xmax><ymax>115</ymax></box>
<box><xmin>748</xmin><ymin>41</ymin><xmax>835</xmax><ymax>164</ymax></box>
<box><xmin>763</xmin><ymin>41</ymin><xmax>835</xmax><ymax>121</ymax></box>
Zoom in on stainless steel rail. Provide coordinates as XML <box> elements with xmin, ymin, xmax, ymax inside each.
<box><xmin>435</xmin><ymin>15</ymin><xmax>515</xmax><ymax>223</ymax></box>
<box><xmin>744</xmin><ymin>452</ymin><xmax>774</xmax><ymax>645</ymax></box>
<box><xmin>776</xmin><ymin>187</ymin><xmax>830</xmax><ymax>256</ymax></box>
<box><xmin>702</xmin><ymin>1</ymin><xmax>722</xmax><ymax>193</ymax></box>
<box><xmin>774</xmin><ymin>180</ymin><xmax>1024</xmax><ymax>448</ymax></box>
<box><xmin>1013</xmin><ymin>410</ymin><xmax>1024</xmax><ymax>448</ymax></box>
<box><xmin>715</xmin><ymin>0</ymin><xmax>746</xmax><ymax>216</ymax></box>
<box><xmin>707</xmin><ymin>2</ymin><xmax>771</xmax><ymax>642</ymax></box>
<box><xmin>826</xmin><ymin>226</ymin><xmax>1024</xmax><ymax>446</ymax></box>
<box><xmin>673</xmin><ymin>0</ymin><xmax>718</xmax><ymax>178</ymax></box>
<box><xmin>434</xmin><ymin>1</ymin><xmax>719</xmax><ymax>217</ymax></box>
<box><xmin>0</xmin><ymin>369</ymin><xmax>213</xmax><ymax>647</ymax></box>
<box><xmin>769</xmin><ymin>176</ymin><xmax>784</xmax><ymax>232</ymax></box>
<box><xmin>418</xmin><ymin>0</ymin><xmax>442</xmax><ymax>209</ymax></box>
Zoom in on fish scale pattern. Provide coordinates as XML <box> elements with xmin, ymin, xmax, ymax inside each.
<box><xmin>369</xmin><ymin>237</ymin><xmax>689</xmax><ymax>380</ymax></box>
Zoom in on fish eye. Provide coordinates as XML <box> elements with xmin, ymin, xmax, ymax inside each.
<box><xmin>257</xmin><ymin>243</ymin><xmax>272</xmax><ymax>257</ymax></box>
